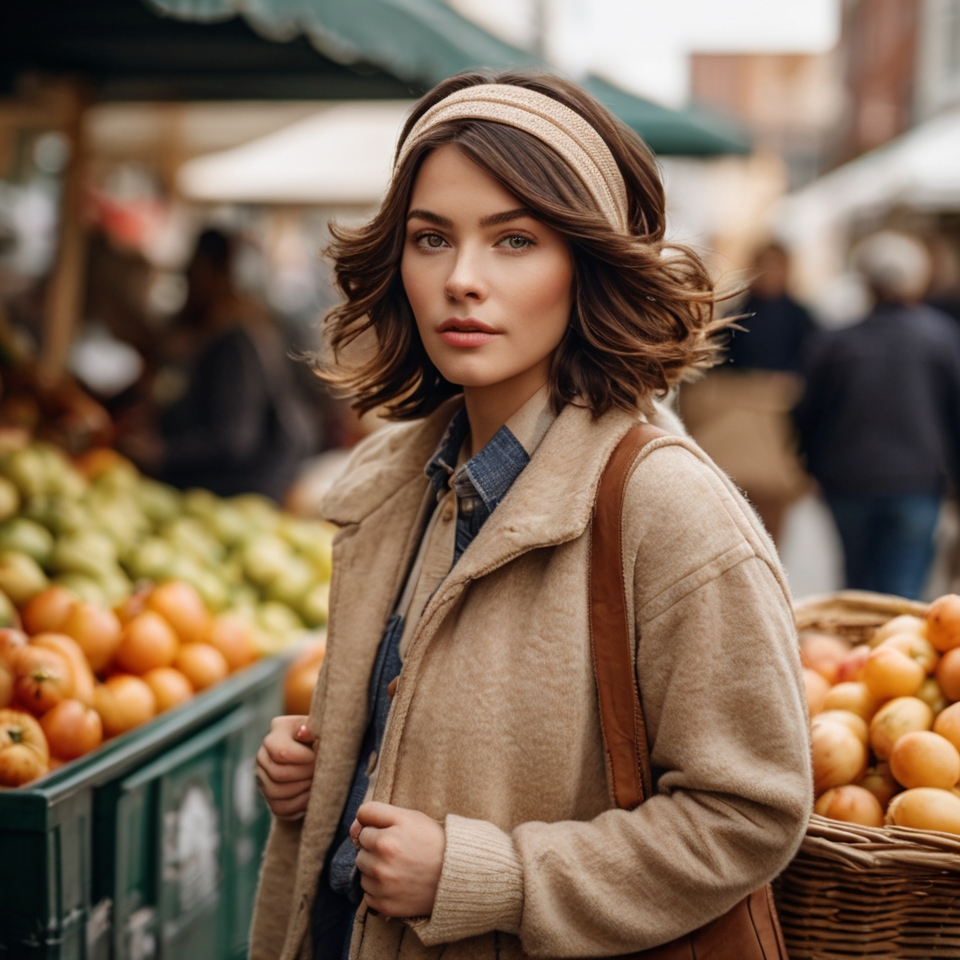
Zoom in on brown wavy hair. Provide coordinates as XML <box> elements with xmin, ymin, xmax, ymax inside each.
<box><xmin>316</xmin><ymin>69</ymin><xmax>733</xmax><ymax>419</ymax></box>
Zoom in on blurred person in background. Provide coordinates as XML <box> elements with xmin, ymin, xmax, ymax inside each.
<box><xmin>679</xmin><ymin>241</ymin><xmax>813</xmax><ymax>543</ymax></box>
<box><xmin>794</xmin><ymin>231</ymin><xmax>960</xmax><ymax>599</ymax></box>
<box><xmin>127</xmin><ymin>228</ymin><xmax>313</xmax><ymax>500</ymax></box>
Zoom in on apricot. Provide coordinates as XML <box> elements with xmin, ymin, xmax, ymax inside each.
<box><xmin>933</xmin><ymin>702</ymin><xmax>960</xmax><ymax>754</ymax></box>
<box><xmin>858</xmin><ymin>762</ymin><xmax>901</xmax><ymax>808</ymax></box>
<box><xmin>812</xmin><ymin>709</ymin><xmax>869</xmax><ymax>744</ymax></box>
<box><xmin>916</xmin><ymin>676</ymin><xmax>949</xmax><ymax>715</ymax></box>
<box><xmin>872</xmin><ymin>614</ymin><xmax>927</xmax><ymax>647</ymax></box>
<box><xmin>869</xmin><ymin>696</ymin><xmax>933</xmax><ymax>760</ymax></box>
<box><xmin>803</xmin><ymin>667</ymin><xmax>830</xmax><ymax>717</ymax></box>
<box><xmin>147</xmin><ymin>581</ymin><xmax>210</xmax><ymax>645</ymax></box>
<box><xmin>863</xmin><ymin>646</ymin><xmax>925</xmax><ymax>700</ymax></box>
<box><xmin>879</xmin><ymin>632</ymin><xmax>939</xmax><ymax>674</ymax></box>
<box><xmin>823</xmin><ymin>682</ymin><xmax>880</xmax><ymax>722</ymax></box>
<box><xmin>935</xmin><ymin>647</ymin><xmax>960</xmax><ymax>702</ymax></box>
<box><xmin>836</xmin><ymin>644</ymin><xmax>872</xmax><ymax>684</ymax></box>
<box><xmin>927</xmin><ymin>595</ymin><xmax>960</xmax><ymax>653</ymax></box>
<box><xmin>815</xmin><ymin>784</ymin><xmax>884</xmax><ymax>827</ymax></box>
<box><xmin>811</xmin><ymin>719</ymin><xmax>868</xmax><ymax>797</ymax></box>
<box><xmin>889</xmin><ymin>731</ymin><xmax>960</xmax><ymax>790</ymax></box>
<box><xmin>886</xmin><ymin>787</ymin><xmax>960</xmax><ymax>834</ymax></box>
<box><xmin>800</xmin><ymin>632</ymin><xmax>850</xmax><ymax>684</ymax></box>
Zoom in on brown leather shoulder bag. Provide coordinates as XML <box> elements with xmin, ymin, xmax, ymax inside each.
<box><xmin>588</xmin><ymin>422</ymin><xmax>789</xmax><ymax>960</ymax></box>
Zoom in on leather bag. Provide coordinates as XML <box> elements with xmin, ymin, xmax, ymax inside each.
<box><xmin>588</xmin><ymin>422</ymin><xmax>789</xmax><ymax>960</ymax></box>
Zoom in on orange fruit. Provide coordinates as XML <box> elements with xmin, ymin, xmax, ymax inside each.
<box><xmin>147</xmin><ymin>581</ymin><xmax>210</xmax><ymax>645</ymax></box>
<box><xmin>114</xmin><ymin>588</ymin><xmax>151</xmax><ymax>626</ymax></box>
<box><xmin>93</xmin><ymin>675</ymin><xmax>156</xmax><ymax>737</ymax></box>
<box><xmin>116</xmin><ymin>611</ymin><xmax>179</xmax><ymax>675</ymax></box>
<box><xmin>204</xmin><ymin>613</ymin><xmax>257</xmax><ymax>673</ymax></box>
<box><xmin>61</xmin><ymin>602</ymin><xmax>122</xmax><ymax>674</ymax></box>
<box><xmin>14</xmin><ymin>646</ymin><xmax>73</xmax><ymax>715</ymax></box>
<box><xmin>173</xmin><ymin>643</ymin><xmax>228</xmax><ymax>691</ymax></box>
<box><xmin>21</xmin><ymin>586</ymin><xmax>76</xmax><ymax>635</ymax></box>
<box><xmin>40</xmin><ymin>699</ymin><xmax>102</xmax><ymax>761</ymax></box>
<box><xmin>142</xmin><ymin>667</ymin><xmax>194</xmax><ymax>713</ymax></box>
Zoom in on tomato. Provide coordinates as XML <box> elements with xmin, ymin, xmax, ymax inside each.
<box><xmin>204</xmin><ymin>613</ymin><xmax>257</xmax><ymax>672</ymax></box>
<box><xmin>0</xmin><ymin>708</ymin><xmax>49</xmax><ymax>786</ymax></box>
<box><xmin>142</xmin><ymin>667</ymin><xmax>194</xmax><ymax>713</ymax></box>
<box><xmin>116</xmin><ymin>611</ymin><xmax>179</xmax><ymax>675</ymax></box>
<box><xmin>61</xmin><ymin>602</ymin><xmax>122</xmax><ymax>674</ymax></box>
<box><xmin>14</xmin><ymin>646</ymin><xmax>73</xmax><ymax>715</ymax></box>
<box><xmin>0</xmin><ymin>628</ymin><xmax>27</xmax><ymax>668</ymax></box>
<box><xmin>93</xmin><ymin>675</ymin><xmax>157</xmax><ymax>738</ymax></box>
<box><xmin>40</xmin><ymin>699</ymin><xmax>103</xmax><ymax>761</ymax></box>
<box><xmin>21</xmin><ymin>586</ymin><xmax>76</xmax><ymax>635</ymax></box>
<box><xmin>173</xmin><ymin>644</ymin><xmax>228</xmax><ymax>691</ymax></box>
<box><xmin>30</xmin><ymin>633</ymin><xmax>95</xmax><ymax>706</ymax></box>
<box><xmin>148</xmin><ymin>581</ymin><xmax>210</xmax><ymax>645</ymax></box>
<box><xmin>0</xmin><ymin>659</ymin><xmax>12</xmax><ymax>709</ymax></box>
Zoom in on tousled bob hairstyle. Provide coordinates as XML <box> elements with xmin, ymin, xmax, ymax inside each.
<box><xmin>316</xmin><ymin>69</ymin><xmax>733</xmax><ymax>420</ymax></box>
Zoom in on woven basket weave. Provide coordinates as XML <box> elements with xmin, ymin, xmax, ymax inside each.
<box><xmin>774</xmin><ymin>591</ymin><xmax>960</xmax><ymax>958</ymax></box>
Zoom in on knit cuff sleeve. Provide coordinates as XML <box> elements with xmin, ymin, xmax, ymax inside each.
<box><xmin>408</xmin><ymin>814</ymin><xmax>524</xmax><ymax>946</ymax></box>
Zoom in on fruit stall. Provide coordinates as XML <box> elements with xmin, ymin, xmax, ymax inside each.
<box><xmin>777</xmin><ymin>590</ymin><xmax>960</xmax><ymax>958</ymax></box>
<box><xmin>0</xmin><ymin>437</ymin><xmax>330</xmax><ymax>959</ymax></box>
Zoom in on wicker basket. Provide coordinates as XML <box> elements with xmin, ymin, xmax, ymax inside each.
<box><xmin>774</xmin><ymin>591</ymin><xmax>960</xmax><ymax>958</ymax></box>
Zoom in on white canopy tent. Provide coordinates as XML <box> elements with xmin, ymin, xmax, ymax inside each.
<box><xmin>176</xmin><ymin>100</ymin><xmax>415</xmax><ymax>205</ymax></box>
<box><xmin>776</xmin><ymin>107</ymin><xmax>960</xmax><ymax>315</ymax></box>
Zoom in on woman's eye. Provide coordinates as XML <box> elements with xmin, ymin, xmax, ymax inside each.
<box><xmin>415</xmin><ymin>233</ymin><xmax>446</xmax><ymax>249</ymax></box>
<box><xmin>500</xmin><ymin>235</ymin><xmax>533</xmax><ymax>250</ymax></box>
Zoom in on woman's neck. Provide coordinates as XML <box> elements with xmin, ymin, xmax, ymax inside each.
<box><xmin>462</xmin><ymin>373</ymin><xmax>549</xmax><ymax>457</ymax></box>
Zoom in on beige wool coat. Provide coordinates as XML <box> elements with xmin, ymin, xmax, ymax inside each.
<box><xmin>250</xmin><ymin>397</ymin><xmax>813</xmax><ymax>960</ymax></box>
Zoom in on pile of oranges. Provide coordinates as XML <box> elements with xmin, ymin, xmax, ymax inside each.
<box><xmin>803</xmin><ymin>594</ymin><xmax>960</xmax><ymax>834</ymax></box>
<box><xmin>0</xmin><ymin>580</ymin><xmax>258</xmax><ymax>787</ymax></box>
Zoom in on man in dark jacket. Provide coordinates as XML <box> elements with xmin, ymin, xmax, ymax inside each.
<box><xmin>794</xmin><ymin>231</ymin><xmax>960</xmax><ymax>599</ymax></box>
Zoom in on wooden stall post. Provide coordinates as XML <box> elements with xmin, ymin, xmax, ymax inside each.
<box><xmin>37</xmin><ymin>80</ymin><xmax>90</xmax><ymax>390</ymax></box>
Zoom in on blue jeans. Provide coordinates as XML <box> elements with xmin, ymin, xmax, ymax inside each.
<box><xmin>825</xmin><ymin>492</ymin><xmax>941</xmax><ymax>600</ymax></box>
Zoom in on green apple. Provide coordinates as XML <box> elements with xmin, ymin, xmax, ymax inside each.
<box><xmin>50</xmin><ymin>531</ymin><xmax>118</xmax><ymax>577</ymax></box>
<box><xmin>0</xmin><ymin>550</ymin><xmax>48</xmax><ymax>604</ymax></box>
<box><xmin>136</xmin><ymin>479</ymin><xmax>181</xmax><ymax>525</ymax></box>
<box><xmin>241</xmin><ymin>535</ymin><xmax>293</xmax><ymax>587</ymax></box>
<box><xmin>0</xmin><ymin>589</ymin><xmax>18</xmax><ymax>628</ymax></box>
<box><xmin>300</xmin><ymin>582</ymin><xmax>330</xmax><ymax>628</ymax></box>
<box><xmin>0</xmin><ymin>518</ymin><xmax>54</xmax><ymax>567</ymax></box>
<box><xmin>124</xmin><ymin>537</ymin><xmax>176</xmax><ymax>581</ymax></box>
<box><xmin>2</xmin><ymin>446</ymin><xmax>47</xmax><ymax>498</ymax></box>
<box><xmin>54</xmin><ymin>573</ymin><xmax>106</xmax><ymax>606</ymax></box>
<box><xmin>0</xmin><ymin>477</ymin><xmax>20</xmax><ymax>523</ymax></box>
<box><xmin>264</xmin><ymin>557</ymin><xmax>315</xmax><ymax>608</ymax></box>
<box><xmin>161</xmin><ymin>517</ymin><xmax>225</xmax><ymax>562</ymax></box>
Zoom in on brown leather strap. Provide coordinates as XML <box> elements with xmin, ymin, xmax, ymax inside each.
<box><xmin>590</xmin><ymin>421</ymin><xmax>667</xmax><ymax>810</ymax></box>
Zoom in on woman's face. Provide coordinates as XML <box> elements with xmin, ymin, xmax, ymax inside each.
<box><xmin>401</xmin><ymin>144</ymin><xmax>574</xmax><ymax>406</ymax></box>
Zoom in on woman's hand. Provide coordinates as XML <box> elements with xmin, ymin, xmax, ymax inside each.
<box><xmin>350</xmin><ymin>801</ymin><xmax>446</xmax><ymax>918</ymax></box>
<box><xmin>255</xmin><ymin>715</ymin><xmax>318</xmax><ymax>820</ymax></box>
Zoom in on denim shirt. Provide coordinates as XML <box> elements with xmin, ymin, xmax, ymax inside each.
<box><xmin>313</xmin><ymin>406</ymin><xmax>537</xmax><ymax>960</ymax></box>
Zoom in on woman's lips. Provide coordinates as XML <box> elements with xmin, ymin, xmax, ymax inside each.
<box><xmin>438</xmin><ymin>329</ymin><xmax>499</xmax><ymax>347</ymax></box>
<box><xmin>437</xmin><ymin>319</ymin><xmax>500</xmax><ymax>347</ymax></box>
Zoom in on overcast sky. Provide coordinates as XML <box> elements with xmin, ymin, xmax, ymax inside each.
<box><xmin>450</xmin><ymin>0</ymin><xmax>842</xmax><ymax>106</ymax></box>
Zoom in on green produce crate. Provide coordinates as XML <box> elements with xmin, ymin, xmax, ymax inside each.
<box><xmin>0</xmin><ymin>655</ymin><xmax>286</xmax><ymax>960</ymax></box>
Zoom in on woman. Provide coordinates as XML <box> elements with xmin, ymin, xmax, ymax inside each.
<box><xmin>253</xmin><ymin>70</ymin><xmax>812</xmax><ymax>960</ymax></box>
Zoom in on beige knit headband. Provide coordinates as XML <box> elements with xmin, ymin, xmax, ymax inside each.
<box><xmin>395</xmin><ymin>84</ymin><xmax>630</xmax><ymax>234</ymax></box>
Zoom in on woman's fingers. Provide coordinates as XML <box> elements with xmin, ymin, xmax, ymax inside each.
<box><xmin>256</xmin><ymin>744</ymin><xmax>316</xmax><ymax>783</ymax></box>
<box><xmin>256</xmin><ymin>770</ymin><xmax>312</xmax><ymax>800</ymax></box>
<box><xmin>266</xmin><ymin>787</ymin><xmax>313</xmax><ymax>820</ymax></box>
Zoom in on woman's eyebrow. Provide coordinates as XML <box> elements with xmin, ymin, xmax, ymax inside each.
<box><xmin>406</xmin><ymin>209</ymin><xmax>452</xmax><ymax>227</ymax></box>
<box><xmin>479</xmin><ymin>207</ymin><xmax>533</xmax><ymax>227</ymax></box>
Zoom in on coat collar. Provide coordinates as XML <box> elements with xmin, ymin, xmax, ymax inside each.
<box><xmin>321</xmin><ymin>396</ymin><xmax>681</xmax><ymax>564</ymax></box>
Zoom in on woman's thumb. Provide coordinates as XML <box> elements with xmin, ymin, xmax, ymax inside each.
<box><xmin>294</xmin><ymin>723</ymin><xmax>317</xmax><ymax>744</ymax></box>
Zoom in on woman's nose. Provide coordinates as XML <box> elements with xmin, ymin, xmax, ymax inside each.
<box><xmin>444</xmin><ymin>249</ymin><xmax>487</xmax><ymax>302</ymax></box>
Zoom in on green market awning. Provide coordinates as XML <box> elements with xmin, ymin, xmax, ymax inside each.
<box><xmin>148</xmin><ymin>0</ymin><xmax>750</xmax><ymax>155</ymax></box>
<box><xmin>3</xmin><ymin>0</ymin><xmax>749</xmax><ymax>155</ymax></box>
